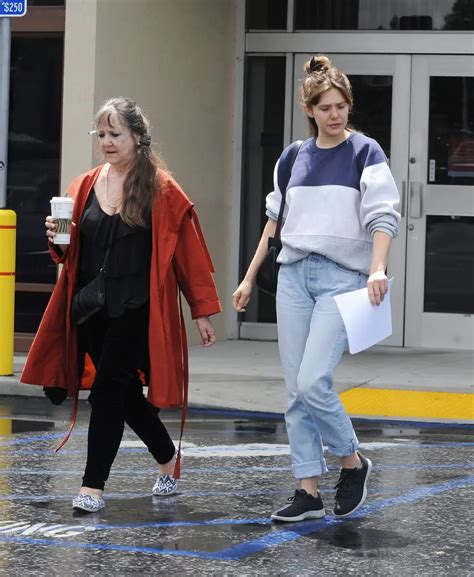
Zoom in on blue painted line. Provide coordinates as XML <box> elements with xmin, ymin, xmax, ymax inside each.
<box><xmin>0</xmin><ymin>487</ymin><xmax>408</xmax><ymax>502</ymax></box>
<box><xmin>0</xmin><ymin>414</ymin><xmax>471</xmax><ymax>448</ymax></box>
<box><xmin>7</xmin><ymin>441</ymin><xmax>474</xmax><ymax>457</ymax></box>
<box><xmin>176</xmin><ymin>462</ymin><xmax>472</xmax><ymax>475</ymax></box>
<box><xmin>0</xmin><ymin>474</ymin><xmax>471</xmax><ymax>560</ymax></box>
<box><xmin>0</xmin><ymin>535</ymin><xmax>220</xmax><ymax>559</ymax></box>
<box><xmin>213</xmin><ymin>474</ymin><xmax>474</xmax><ymax>560</ymax></box>
<box><xmin>0</xmin><ymin>517</ymin><xmax>269</xmax><ymax>532</ymax></box>
<box><xmin>7</xmin><ymin>461</ymin><xmax>474</xmax><ymax>475</ymax></box>
<box><xmin>0</xmin><ymin>463</ymin><xmax>471</xmax><ymax>481</ymax></box>
<box><xmin>2</xmin><ymin>448</ymin><xmax>86</xmax><ymax>456</ymax></box>
<box><xmin>82</xmin><ymin>518</ymin><xmax>272</xmax><ymax>531</ymax></box>
<box><xmin>8</xmin><ymin>434</ymin><xmax>474</xmax><ymax>459</ymax></box>
<box><xmin>127</xmin><ymin>441</ymin><xmax>474</xmax><ymax>449</ymax></box>
<box><xmin>0</xmin><ymin>433</ymin><xmax>61</xmax><ymax>445</ymax></box>
<box><xmin>0</xmin><ymin>428</ymin><xmax>90</xmax><ymax>446</ymax></box>
<box><xmin>0</xmin><ymin>419</ymin><xmax>263</xmax><ymax>446</ymax></box>
<box><xmin>0</xmin><ymin>486</ymin><xmax>410</xmax><ymax>502</ymax></box>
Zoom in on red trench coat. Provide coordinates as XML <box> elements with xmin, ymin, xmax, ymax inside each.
<box><xmin>21</xmin><ymin>166</ymin><xmax>222</xmax><ymax>411</ymax></box>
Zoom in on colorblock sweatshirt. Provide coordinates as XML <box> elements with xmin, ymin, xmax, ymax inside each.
<box><xmin>266</xmin><ymin>132</ymin><xmax>401</xmax><ymax>275</ymax></box>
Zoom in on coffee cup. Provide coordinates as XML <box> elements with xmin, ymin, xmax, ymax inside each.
<box><xmin>50</xmin><ymin>196</ymin><xmax>74</xmax><ymax>244</ymax></box>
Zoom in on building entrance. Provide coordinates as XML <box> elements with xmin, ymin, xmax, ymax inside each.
<box><xmin>241</xmin><ymin>52</ymin><xmax>474</xmax><ymax>349</ymax></box>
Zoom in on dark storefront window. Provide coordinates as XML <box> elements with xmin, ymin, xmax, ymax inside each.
<box><xmin>349</xmin><ymin>75</ymin><xmax>392</xmax><ymax>160</ymax></box>
<box><xmin>428</xmin><ymin>77</ymin><xmax>474</xmax><ymax>186</ymax></box>
<box><xmin>241</xmin><ymin>56</ymin><xmax>286</xmax><ymax>323</ymax></box>
<box><xmin>8</xmin><ymin>36</ymin><xmax>63</xmax><ymax>333</ymax></box>
<box><xmin>246</xmin><ymin>0</ymin><xmax>288</xmax><ymax>30</ymax></box>
<box><xmin>294</xmin><ymin>0</ymin><xmax>474</xmax><ymax>31</ymax></box>
<box><xmin>424</xmin><ymin>216</ymin><xmax>474</xmax><ymax>314</ymax></box>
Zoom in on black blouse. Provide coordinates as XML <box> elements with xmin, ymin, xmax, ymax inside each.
<box><xmin>77</xmin><ymin>190</ymin><xmax>152</xmax><ymax>318</ymax></box>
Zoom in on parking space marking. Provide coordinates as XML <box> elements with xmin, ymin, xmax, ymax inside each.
<box><xmin>212</xmin><ymin>474</ymin><xmax>474</xmax><ymax>560</ymax></box>
<box><xmin>5</xmin><ymin>440</ymin><xmax>473</xmax><ymax>458</ymax></box>
<box><xmin>12</xmin><ymin>462</ymin><xmax>474</xmax><ymax>473</ymax></box>
<box><xmin>0</xmin><ymin>474</ymin><xmax>471</xmax><ymax>560</ymax></box>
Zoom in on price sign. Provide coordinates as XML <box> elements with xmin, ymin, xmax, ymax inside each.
<box><xmin>0</xmin><ymin>1</ymin><xmax>27</xmax><ymax>16</ymax></box>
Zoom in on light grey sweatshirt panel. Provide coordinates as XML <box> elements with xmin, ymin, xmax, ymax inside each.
<box><xmin>265</xmin><ymin>133</ymin><xmax>400</xmax><ymax>274</ymax></box>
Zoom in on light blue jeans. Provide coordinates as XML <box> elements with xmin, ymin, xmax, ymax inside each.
<box><xmin>276</xmin><ymin>254</ymin><xmax>368</xmax><ymax>480</ymax></box>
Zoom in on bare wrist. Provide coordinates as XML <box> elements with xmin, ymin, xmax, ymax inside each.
<box><xmin>369</xmin><ymin>264</ymin><xmax>386</xmax><ymax>275</ymax></box>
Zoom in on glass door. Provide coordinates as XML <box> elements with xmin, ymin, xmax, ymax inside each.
<box><xmin>292</xmin><ymin>54</ymin><xmax>410</xmax><ymax>346</ymax></box>
<box><xmin>9</xmin><ymin>3</ymin><xmax>65</xmax><ymax>352</ymax></box>
<box><xmin>405</xmin><ymin>55</ymin><xmax>474</xmax><ymax>349</ymax></box>
<box><xmin>241</xmin><ymin>52</ymin><xmax>473</xmax><ymax>350</ymax></box>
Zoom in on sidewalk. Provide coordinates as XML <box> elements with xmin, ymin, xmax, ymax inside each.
<box><xmin>187</xmin><ymin>340</ymin><xmax>473</xmax><ymax>424</ymax></box>
<box><xmin>1</xmin><ymin>340</ymin><xmax>473</xmax><ymax>424</ymax></box>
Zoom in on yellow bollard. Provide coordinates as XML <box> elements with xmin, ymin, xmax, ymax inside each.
<box><xmin>0</xmin><ymin>210</ymin><xmax>16</xmax><ymax>376</ymax></box>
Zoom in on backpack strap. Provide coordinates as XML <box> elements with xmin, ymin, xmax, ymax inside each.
<box><xmin>274</xmin><ymin>140</ymin><xmax>304</xmax><ymax>241</ymax></box>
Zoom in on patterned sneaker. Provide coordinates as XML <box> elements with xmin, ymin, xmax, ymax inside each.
<box><xmin>333</xmin><ymin>451</ymin><xmax>372</xmax><ymax>517</ymax></box>
<box><xmin>72</xmin><ymin>493</ymin><xmax>105</xmax><ymax>513</ymax></box>
<box><xmin>152</xmin><ymin>474</ymin><xmax>178</xmax><ymax>496</ymax></box>
<box><xmin>271</xmin><ymin>489</ymin><xmax>326</xmax><ymax>522</ymax></box>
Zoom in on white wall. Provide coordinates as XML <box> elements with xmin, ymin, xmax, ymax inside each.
<box><xmin>62</xmin><ymin>0</ymin><xmax>237</xmax><ymax>342</ymax></box>
<box><xmin>61</xmin><ymin>0</ymin><xmax>98</xmax><ymax>189</ymax></box>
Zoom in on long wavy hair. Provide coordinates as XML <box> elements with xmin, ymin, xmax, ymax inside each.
<box><xmin>299</xmin><ymin>55</ymin><xmax>354</xmax><ymax>138</ymax></box>
<box><xmin>94</xmin><ymin>97</ymin><xmax>167</xmax><ymax>227</ymax></box>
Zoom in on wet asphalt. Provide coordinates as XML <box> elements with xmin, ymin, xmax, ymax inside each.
<box><xmin>0</xmin><ymin>396</ymin><xmax>472</xmax><ymax>576</ymax></box>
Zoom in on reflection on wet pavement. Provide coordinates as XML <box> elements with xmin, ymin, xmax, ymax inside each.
<box><xmin>0</xmin><ymin>397</ymin><xmax>471</xmax><ymax>575</ymax></box>
<box><xmin>311</xmin><ymin>524</ymin><xmax>417</xmax><ymax>550</ymax></box>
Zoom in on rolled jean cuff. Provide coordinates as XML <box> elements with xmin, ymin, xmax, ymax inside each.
<box><xmin>327</xmin><ymin>437</ymin><xmax>359</xmax><ymax>458</ymax></box>
<box><xmin>293</xmin><ymin>458</ymin><xmax>328</xmax><ymax>479</ymax></box>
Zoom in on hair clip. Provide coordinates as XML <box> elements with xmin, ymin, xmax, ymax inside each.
<box><xmin>139</xmin><ymin>134</ymin><xmax>151</xmax><ymax>147</ymax></box>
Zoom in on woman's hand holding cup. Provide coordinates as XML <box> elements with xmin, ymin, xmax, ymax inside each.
<box><xmin>45</xmin><ymin>216</ymin><xmax>58</xmax><ymax>243</ymax></box>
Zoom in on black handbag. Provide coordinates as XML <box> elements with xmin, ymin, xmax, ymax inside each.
<box><xmin>71</xmin><ymin>270</ymin><xmax>106</xmax><ymax>325</ymax></box>
<box><xmin>256</xmin><ymin>140</ymin><xmax>303</xmax><ymax>296</ymax></box>
<box><xmin>71</xmin><ymin>219</ymin><xmax>117</xmax><ymax>325</ymax></box>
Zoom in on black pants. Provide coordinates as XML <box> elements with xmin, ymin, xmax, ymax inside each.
<box><xmin>78</xmin><ymin>304</ymin><xmax>175</xmax><ymax>490</ymax></box>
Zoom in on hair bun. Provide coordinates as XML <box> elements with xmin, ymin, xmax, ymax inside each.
<box><xmin>305</xmin><ymin>55</ymin><xmax>331</xmax><ymax>75</ymax></box>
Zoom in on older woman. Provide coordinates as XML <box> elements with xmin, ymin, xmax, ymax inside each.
<box><xmin>22</xmin><ymin>97</ymin><xmax>221</xmax><ymax>512</ymax></box>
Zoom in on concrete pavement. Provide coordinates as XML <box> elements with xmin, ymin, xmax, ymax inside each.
<box><xmin>0</xmin><ymin>400</ymin><xmax>472</xmax><ymax>575</ymax></box>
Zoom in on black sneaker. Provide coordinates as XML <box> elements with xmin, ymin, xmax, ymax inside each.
<box><xmin>333</xmin><ymin>451</ymin><xmax>372</xmax><ymax>517</ymax></box>
<box><xmin>271</xmin><ymin>489</ymin><xmax>326</xmax><ymax>522</ymax></box>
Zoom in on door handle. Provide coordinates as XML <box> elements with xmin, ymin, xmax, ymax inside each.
<box><xmin>409</xmin><ymin>182</ymin><xmax>422</xmax><ymax>218</ymax></box>
<box><xmin>400</xmin><ymin>181</ymin><xmax>406</xmax><ymax>218</ymax></box>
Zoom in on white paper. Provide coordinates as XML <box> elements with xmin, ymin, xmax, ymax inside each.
<box><xmin>334</xmin><ymin>278</ymin><xmax>394</xmax><ymax>355</ymax></box>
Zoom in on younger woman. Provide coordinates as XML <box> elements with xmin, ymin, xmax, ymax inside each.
<box><xmin>233</xmin><ymin>55</ymin><xmax>400</xmax><ymax>521</ymax></box>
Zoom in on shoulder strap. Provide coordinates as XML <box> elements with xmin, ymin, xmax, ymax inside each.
<box><xmin>274</xmin><ymin>140</ymin><xmax>303</xmax><ymax>240</ymax></box>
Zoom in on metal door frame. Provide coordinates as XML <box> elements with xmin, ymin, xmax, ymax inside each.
<box><xmin>405</xmin><ymin>55</ymin><xmax>474</xmax><ymax>349</ymax></box>
<box><xmin>241</xmin><ymin>53</ymin><xmax>412</xmax><ymax>345</ymax></box>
